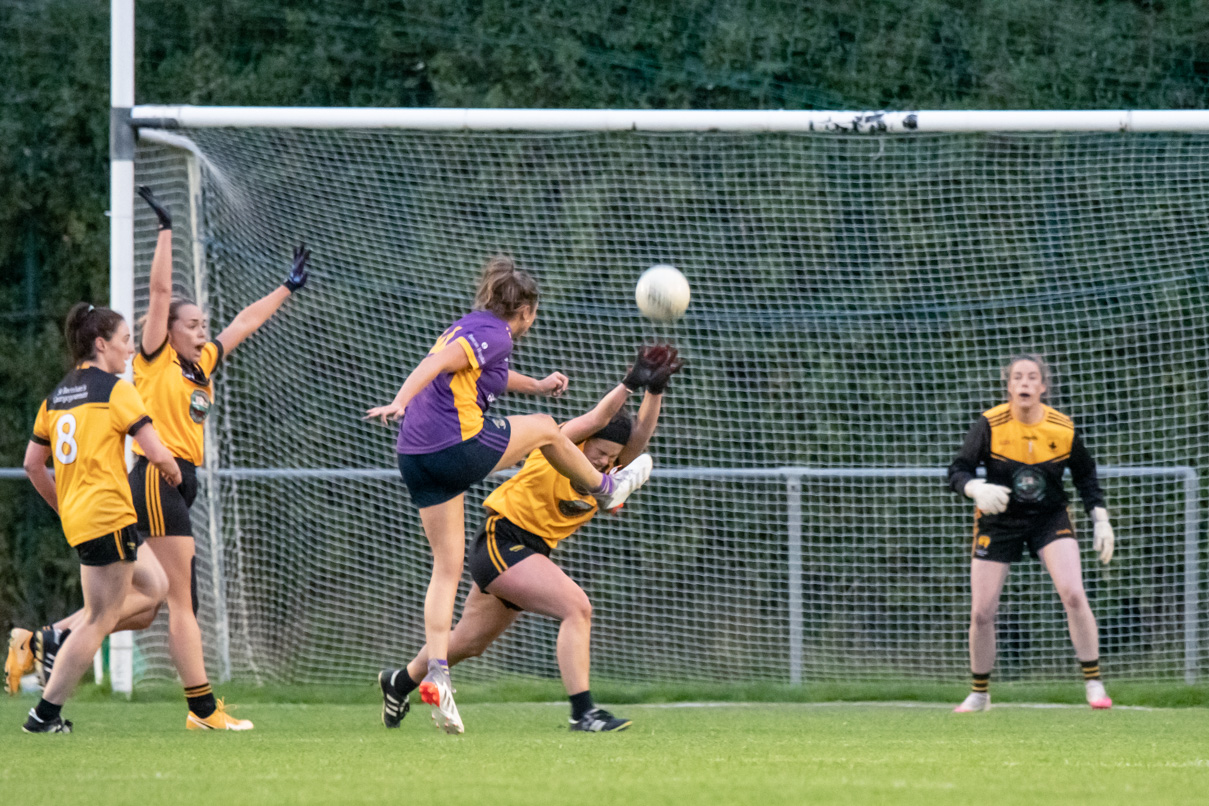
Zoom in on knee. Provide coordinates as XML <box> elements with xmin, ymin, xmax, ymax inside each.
<box><xmin>126</xmin><ymin>603</ymin><xmax>162</xmax><ymax>631</ymax></box>
<box><xmin>529</xmin><ymin>413</ymin><xmax>560</xmax><ymax>441</ymax></box>
<box><xmin>970</xmin><ymin>605</ymin><xmax>997</xmax><ymax>630</ymax></box>
<box><xmin>562</xmin><ymin>597</ymin><xmax>593</xmax><ymax>627</ymax></box>
<box><xmin>1058</xmin><ymin>587</ymin><xmax>1089</xmax><ymax>613</ymax></box>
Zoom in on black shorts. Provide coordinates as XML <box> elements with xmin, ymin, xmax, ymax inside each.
<box><xmin>130</xmin><ymin>456</ymin><xmax>198</xmax><ymax>538</ymax></box>
<box><xmin>972</xmin><ymin>509</ymin><xmax>1076</xmax><ymax>564</ymax></box>
<box><xmin>468</xmin><ymin>514</ymin><xmax>552</xmax><ymax>610</ymax></box>
<box><xmin>76</xmin><ymin>524</ymin><xmax>143</xmax><ymax>567</ymax></box>
<box><xmin>397</xmin><ymin>419</ymin><xmax>511</xmax><ymax>509</ymax></box>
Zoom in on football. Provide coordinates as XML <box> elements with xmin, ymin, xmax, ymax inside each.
<box><xmin>635</xmin><ymin>264</ymin><xmax>691</xmax><ymax>323</ymax></box>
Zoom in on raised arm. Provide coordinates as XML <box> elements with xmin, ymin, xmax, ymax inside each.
<box><xmin>366</xmin><ymin>342</ymin><xmax>471</xmax><ymax>424</ymax></box>
<box><xmin>23</xmin><ymin>441</ymin><xmax>58</xmax><ymax>514</ymax></box>
<box><xmin>616</xmin><ymin>346</ymin><xmax>682</xmax><ymax>467</ymax></box>
<box><xmin>215</xmin><ymin>245</ymin><xmax>309</xmax><ymax>356</ymax></box>
<box><xmin>560</xmin><ymin>383</ymin><xmax>632</xmax><ymax>444</ymax></box>
<box><xmin>137</xmin><ymin>186</ymin><xmax>174</xmax><ymax>355</ymax></box>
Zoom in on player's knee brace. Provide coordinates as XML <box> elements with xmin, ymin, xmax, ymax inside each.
<box><xmin>190</xmin><ymin>557</ymin><xmax>199</xmax><ymax>616</ymax></box>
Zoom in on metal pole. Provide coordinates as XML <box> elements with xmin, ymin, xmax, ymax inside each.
<box><xmin>786</xmin><ymin>476</ymin><xmax>803</xmax><ymax>685</ymax></box>
<box><xmin>109</xmin><ymin>0</ymin><xmax>136</xmax><ymax>699</ymax></box>
<box><xmin>1183</xmin><ymin>468</ymin><xmax>1200</xmax><ymax>685</ymax></box>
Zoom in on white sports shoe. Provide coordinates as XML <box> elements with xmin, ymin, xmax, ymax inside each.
<box><xmin>593</xmin><ymin>454</ymin><xmax>653</xmax><ymax>511</ymax></box>
<box><xmin>953</xmin><ymin>691</ymin><xmax>990</xmax><ymax>713</ymax></box>
<box><xmin>1086</xmin><ymin>680</ymin><xmax>1112</xmax><ymax>710</ymax></box>
<box><xmin>419</xmin><ymin>666</ymin><xmax>464</xmax><ymax>735</ymax></box>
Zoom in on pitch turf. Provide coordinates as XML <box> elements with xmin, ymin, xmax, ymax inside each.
<box><xmin>1</xmin><ymin>693</ymin><xmax>1206</xmax><ymax>805</ymax></box>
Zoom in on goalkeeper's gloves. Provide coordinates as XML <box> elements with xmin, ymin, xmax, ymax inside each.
<box><xmin>137</xmin><ymin>185</ymin><xmax>172</xmax><ymax>230</ymax></box>
<box><xmin>964</xmin><ymin>479</ymin><xmax>1011</xmax><ymax>514</ymax></box>
<box><xmin>1092</xmin><ymin>507</ymin><xmax>1114</xmax><ymax>565</ymax></box>
<box><xmin>647</xmin><ymin>345</ymin><xmax>684</xmax><ymax>395</ymax></box>
<box><xmin>284</xmin><ymin>244</ymin><xmax>310</xmax><ymax>292</ymax></box>
<box><xmin>621</xmin><ymin>344</ymin><xmax>669</xmax><ymax>391</ymax></box>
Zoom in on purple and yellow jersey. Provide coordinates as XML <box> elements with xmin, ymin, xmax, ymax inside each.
<box><xmin>397</xmin><ymin>310</ymin><xmax>513</xmax><ymax>455</ymax></box>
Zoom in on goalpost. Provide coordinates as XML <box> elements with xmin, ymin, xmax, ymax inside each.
<box><xmin>110</xmin><ymin>2</ymin><xmax>1206</xmax><ymax>691</ymax></box>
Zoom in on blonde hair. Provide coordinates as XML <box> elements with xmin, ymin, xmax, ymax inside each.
<box><xmin>472</xmin><ymin>255</ymin><xmax>539</xmax><ymax>320</ymax></box>
<box><xmin>1002</xmin><ymin>353</ymin><xmax>1052</xmax><ymax>399</ymax></box>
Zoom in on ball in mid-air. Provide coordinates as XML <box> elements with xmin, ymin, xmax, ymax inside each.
<box><xmin>635</xmin><ymin>265</ymin><xmax>691</xmax><ymax>323</ymax></box>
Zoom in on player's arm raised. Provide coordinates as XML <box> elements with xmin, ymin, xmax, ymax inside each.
<box><xmin>559</xmin><ymin>345</ymin><xmax>669</xmax><ymax>443</ymax></box>
<box><xmin>137</xmin><ymin>186</ymin><xmax>174</xmax><ymax>355</ymax></box>
<box><xmin>617</xmin><ymin>346</ymin><xmax>682</xmax><ymax>468</ymax></box>
<box><xmin>366</xmin><ymin>342</ymin><xmax>471</xmax><ymax>423</ymax></box>
<box><xmin>215</xmin><ymin>244</ymin><xmax>310</xmax><ymax>356</ymax></box>
<box><xmin>507</xmin><ymin>369</ymin><xmax>569</xmax><ymax>398</ymax></box>
<box><xmin>23</xmin><ymin>441</ymin><xmax>58</xmax><ymax>514</ymax></box>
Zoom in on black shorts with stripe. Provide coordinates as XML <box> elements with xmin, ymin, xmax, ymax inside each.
<box><xmin>468</xmin><ymin>514</ymin><xmax>552</xmax><ymax>611</ymax></box>
<box><xmin>129</xmin><ymin>455</ymin><xmax>198</xmax><ymax>538</ymax></box>
<box><xmin>972</xmin><ymin>508</ymin><xmax>1076</xmax><ymax>564</ymax></box>
<box><xmin>76</xmin><ymin>524</ymin><xmax>143</xmax><ymax>567</ymax></box>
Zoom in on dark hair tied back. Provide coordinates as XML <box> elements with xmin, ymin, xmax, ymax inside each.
<box><xmin>65</xmin><ymin>302</ymin><xmax>125</xmax><ymax>363</ymax></box>
<box><xmin>473</xmin><ymin>255</ymin><xmax>539</xmax><ymax>320</ymax></box>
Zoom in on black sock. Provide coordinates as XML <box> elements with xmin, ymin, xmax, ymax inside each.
<box><xmin>390</xmin><ymin>669</ymin><xmax>420</xmax><ymax>697</ymax></box>
<box><xmin>1081</xmin><ymin>659</ymin><xmax>1102</xmax><ymax>681</ymax></box>
<box><xmin>569</xmin><ymin>690</ymin><xmax>595</xmax><ymax>720</ymax></box>
<box><xmin>185</xmin><ymin>682</ymin><xmax>216</xmax><ymax>718</ymax></box>
<box><xmin>971</xmin><ymin>672</ymin><xmax>990</xmax><ymax>694</ymax></box>
<box><xmin>34</xmin><ymin>698</ymin><xmax>62</xmax><ymax>722</ymax></box>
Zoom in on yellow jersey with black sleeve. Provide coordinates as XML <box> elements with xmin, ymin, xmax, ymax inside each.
<box><xmin>131</xmin><ymin>338</ymin><xmax>222</xmax><ymax>465</ymax></box>
<box><xmin>483</xmin><ymin>442</ymin><xmax>608</xmax><ymax>549</ymax></box>
<box><xmin>947</xmin><ymin>402</ymin><xmax>1105</xmax><ymax>527</ymax></box>
<box><xmin>31</xmin><ymin>365</ymin><xmax>152</xmax><ymax>546</ymax></box>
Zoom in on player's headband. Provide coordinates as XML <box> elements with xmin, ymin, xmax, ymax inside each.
<box><xmin>591</xmin><ymin>417</ymin><xmax>632</xmax><ymax>446</ymax></box>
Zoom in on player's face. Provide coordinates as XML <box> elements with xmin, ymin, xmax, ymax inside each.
<box><xmin>511</xmin><ymin>302</ymin><xmax>538</xmax><ymax>340</ymax></box>
<box><xmin>170</xmin><ymin>303</ymin><xmax>208</xmax><ymax>364</ymax></box>
<box><xmin>96</xmin><ymin>320</ymin><xmax>134</xmax><ymax>374</ymax></box>
<box><xmin>583</xmin><ymin>438</ymin><xmax>625</xmax><ymax>472</ymax></box>
<box><xmin>1007</xmin><ymin>360</ymin><xmax>1046</xmax><ymax>410</ymax></box>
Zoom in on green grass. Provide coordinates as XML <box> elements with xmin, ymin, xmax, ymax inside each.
<box><xmin>2</xmin><ymin>687</ymin><xmax>1207</xmax><ymax>805</ymax></box>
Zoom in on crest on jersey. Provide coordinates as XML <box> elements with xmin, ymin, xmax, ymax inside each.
<box><xmin>189</xmin><ymin>390</ymin><xmax>212</xmax><ymax>424</ymax></box>
<box><xmin>1012</xmin><ymin>466</ymin><xmax>1046</xmax><ymax>503</ymax></box>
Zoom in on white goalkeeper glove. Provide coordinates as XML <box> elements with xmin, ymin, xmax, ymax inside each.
<box><xmin>1092</xmin><ymin>507</ymin><xmax>1114</xmax><ymax>565</ymax></box>
<box><xmin>964</xmin><ymin>479</ymin><xmax>1011</xmax><ymax>514</ymax></box>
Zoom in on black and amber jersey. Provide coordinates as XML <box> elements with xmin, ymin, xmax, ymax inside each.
<box><xmin>131</xmin><ymin>338</ymin><xmax>222</xmax><ymax>465</ymax></box>
<box><xmin>31</xmin><ymin>365</ymin><xmax>151</xmax><ymax>546</ymax></box>
<box><xmin>483</xmin><ymin>442</ymin><xmax>612</xmax><ymax>549</ymax></box>
<box><xmin>947</xmin><ymin>402</ymin><xmax>1105</xmax><ymax>526</ymax></box>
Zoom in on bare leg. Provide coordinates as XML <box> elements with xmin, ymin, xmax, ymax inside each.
<box><xmin>145</xmin><ymin>536</ymin><xmax>208</xmax><ymax>687</ymax></box>
<box><xmin>42</xmin><ymin>563</ymin><xmax>133</xmax><ymax>704</ymax></box>
<box><xmin>496</xmin><ymin>413</ymin><xmax>604</xmax><ymax>491</ymax></box>
<box><xmin>969</xmin><ymin>559</ymin><xmax>1011</xmax><ymax>675</ymax></box>
<box><xmin>1039</xmin><ymin>538</ymin><xmax>1099</xmax><ymax>661</ymax></box>
<box><xmin>417</xmin><ymin>496</ymin><xmax>468</xmax><ymax>663</ymax></box>
<box><xmin>404</xmin><ymin>585</ymin><xmax>519</xmax><ymax>683</ymax></box>
<box><xmin>51</xmin><ymin>548</ymin><xmax>168</xmax><ymax>633</ymax></box>
<box><xmin>487</xmin><ymin>554</ymin><xmax>593</xmax><ymax>695</ymax></box>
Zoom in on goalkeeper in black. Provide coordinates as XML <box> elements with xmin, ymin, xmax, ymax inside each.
<box><xmin>947</xmin><ymin>354</ymin><xmax>1114</xmax><ymax>712</ymax></box>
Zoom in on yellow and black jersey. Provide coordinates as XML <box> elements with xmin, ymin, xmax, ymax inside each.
<box><xmin>482</xmin><ymin>442</ymin><xmax>612</xmax><ymax>550</ymax></box>
<box><xmin>947</xmin><ymin>402</ymin><xmax>1104</xmax><ymax>526</ymax></box>
<box><xmin>31</xmin><ymin>365</ymin><xmax>151</xmax><ymax>546</ymax></box>
<box><xmin>131</xmin><ymin>338</ymin><xmax>222</xmax><ymax>465</ymax></box>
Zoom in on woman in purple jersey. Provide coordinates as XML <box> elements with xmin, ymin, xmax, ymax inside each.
<box><xmin>366</xmin><ymin>255</ymin><xmax>654</xmax><ymax>734</ymax></box>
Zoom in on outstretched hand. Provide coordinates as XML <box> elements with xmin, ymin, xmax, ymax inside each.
<box><xmin>621</xmin><ymin>344</ymin><xmax>670</xmax><ymax>391</ymax></box>
<box><xmin>285</xmin><ymin>244</ymin><xmax>310</xmax><ymax>293</ymax></box>
<box><xmin>137</xmin><ymin>185</ymin><xmax>172</xmax><ymax>230</ymax></box>
<box><xmin>646</xmin><ymin>345</ymin><xmax>683</xmax><ymax>395</ymax></box>
<box><xmin>364</xmin><ymin>401</ymin><xmax>405</xmax><ymax>425</ymax></box>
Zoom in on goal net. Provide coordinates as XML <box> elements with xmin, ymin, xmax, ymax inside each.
<box><xmin>130</xmin><ymin>120</ymin><xmax>1206</xmax><ymax>687</ymax></box>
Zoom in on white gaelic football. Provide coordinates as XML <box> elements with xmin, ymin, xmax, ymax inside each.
<box><xmin>635</xmin><ymin>264</ymin><xmax>691</xmax><ymax>323</ymax></box>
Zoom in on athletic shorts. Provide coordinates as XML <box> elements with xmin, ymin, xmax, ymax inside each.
<box><xmin>468</xmin><ymin>514</ymin><xmax>552</xmax><ymax>611</ymax></box>
<box><xmin>76</xmin><ymin>524</ymin><xmax>143</xmax><ymax>567</ymax></box>
<box><xmin>130</xmin><ymin>455</ymin><xmax>198</xmax><ymax>538</ymax></box>
<box><xmin>397</xmin><ymin>418</ymin><xmax>511</xmax><ymax>509</ymax></box>
<box><xmin>972</xmin><ymin>508</ymin><xmax>1076</xmax><ymax>564</ymax></box>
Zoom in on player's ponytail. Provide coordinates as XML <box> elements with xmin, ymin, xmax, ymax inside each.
<box><xmin>473</xmin><ymin>255</ymin><xmax>539</xmax><ymax>320</ymax></box>
<box><xmin>65</xmin><ymin>302</ymin><xmax>125</xmax><ymax>363</ymax></box>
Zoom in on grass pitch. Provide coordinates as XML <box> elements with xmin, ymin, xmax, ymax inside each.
<box><xmin>1</xmin><ymin>689</ymin><xmax>1206</xmax><ymax>806</ymax></box>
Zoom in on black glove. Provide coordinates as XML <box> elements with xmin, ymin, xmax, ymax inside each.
<box><xmin>621</xmin><ymin>344</ymin><xmax>669</xmax><ymax>391</ymax></box>
<box><xmin>284</xmin><ymin>244</ymin><xmax>310</xmax><ymax>292</ymax></box>
<box><xmin>647</xmin><ymin>346</ymin><xmax>684</xmax><ymax>395</ymax></box>
<box><xmin>137</xmin><ymin>185</ymin><xmax>172</xmax><ymax>230</ymax></box>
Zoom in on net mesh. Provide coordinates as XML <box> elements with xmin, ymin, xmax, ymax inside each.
<box><xmin>132</xmin><ymin>128</ymin><xmax>1207</xmax><ymax>686</ymax></box>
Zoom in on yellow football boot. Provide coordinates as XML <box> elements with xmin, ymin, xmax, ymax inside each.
<box><xmin>5</xmin><ymin>629</ymin><xmax>34</xmax><ymax>695</ymax></box>
<box><xmin>186</xmin><ymin>698</ymin><xmax>254</xmax><ymax>731</ymax></box>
